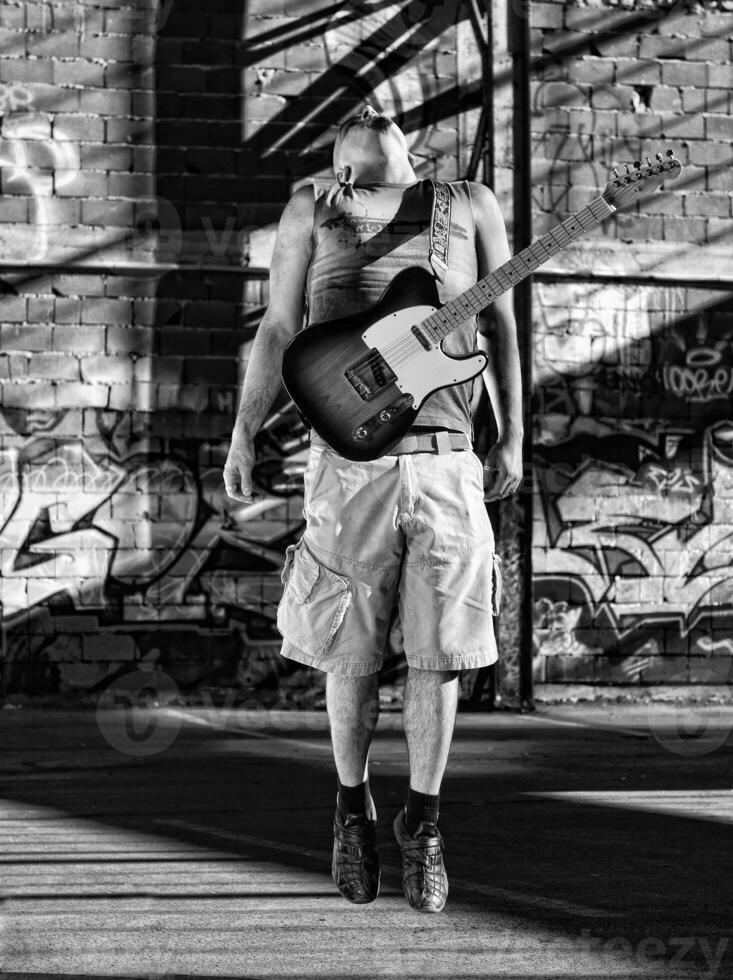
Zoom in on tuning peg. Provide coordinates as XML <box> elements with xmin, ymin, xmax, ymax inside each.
<box><xmin>625</xmin><ymin>163</ymin><xmax>631</xmax><ymax>174</ymax></box>
<box><xmin>646</xmin><ymin>157</ymin><xmax>652</xmax><ymax>166</ymax></box>
<box><xmin>656</xmin><ymin>152</ymin><xmax>663</xmax><ymax>161</ymax></box>
<box><xmin>613</xmin><ymin>167</ymin><xmax>619</xmax><ymax>178</ymax></box>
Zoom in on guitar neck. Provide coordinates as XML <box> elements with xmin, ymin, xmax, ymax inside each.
<box><xmin>422</xmin><ymin>195</ymin><xmax>616</xmax><ymax>340</ymax></box>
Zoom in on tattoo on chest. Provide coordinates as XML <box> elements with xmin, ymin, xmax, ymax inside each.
<box><xmin>320</xmin><ymin>214</ymin><xmax>383</xmax><ymax>249</ymax></box>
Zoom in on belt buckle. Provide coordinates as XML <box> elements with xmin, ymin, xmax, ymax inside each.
<box><xmin>433</xmin><ymin>431</ymin><xmax>452</xmax><ymax>454</ymax></box>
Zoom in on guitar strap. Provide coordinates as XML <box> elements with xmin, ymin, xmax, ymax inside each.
<box><xmin>428</xmin><ymin>179</ymin><xmax>451</xmax><ymax>283</ymax></box>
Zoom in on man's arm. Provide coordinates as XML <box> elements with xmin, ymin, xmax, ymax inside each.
<box><xmin>224</xmin><ymin>186</ymin><xmax>314</xmax><ymax>501</ymax></box>
<box><xmin>469</xmin><ymin>181</ymin><xmax>524</xmax><ymax>501</ymax></box>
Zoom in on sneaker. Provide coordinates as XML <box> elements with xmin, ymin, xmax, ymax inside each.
<box><xmin>393</xmin><ymin>807</ymin><xmax>448</xmax><ymax>913</ymax></box>
<box><xmin>331</xmin><ymin>799</ymin><xmax>380</xmax><ymax>904</ymax></box>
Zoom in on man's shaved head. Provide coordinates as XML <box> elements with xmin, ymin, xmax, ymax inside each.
<box><xmin>333</xmin><ymin>105</ymin><xmax>416</xmax><ymax>185</ymax></box>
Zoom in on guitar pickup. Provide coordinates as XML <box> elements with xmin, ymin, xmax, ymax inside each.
<box><xmin>345</xmin><ymin>349</ymin><xmax>397</xmax><ymax>401</ymax></box>
<box><xmin>411</xmin><ymin>324</ymin><xmax>432</xmax><ymax>350</ymax></box>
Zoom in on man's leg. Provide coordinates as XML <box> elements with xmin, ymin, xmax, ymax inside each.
<box><xmin>327</xmin><ymin>672</ymin><xmax>382</xmax><ymax>905</ymax></box>
<box><xmin>326</xmin><ymin>672</ymin><xmax>380</xmax><ymax>815</ymax></box>
<box><xmin>393</xmin><ymin>665</ymin><xmax>457</xmax><ymax>913</ymax></box>
<box><xmin>402</xmin><ymin>666</ymin><xmax>459</xmax><ymax>796</ymax></box>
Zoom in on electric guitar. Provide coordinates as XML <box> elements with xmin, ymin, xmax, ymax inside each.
<box><xmin>281</xmin><ymin>151</ymin><xmax>682</xmax><ymax>461</ymax></box>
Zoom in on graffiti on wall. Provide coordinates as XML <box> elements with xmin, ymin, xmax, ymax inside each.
<box><xmin>0</xmin><ymin>85</ymin><xmax>78</xmax><ymax>261</ymax></box>
<box><xmin>0</xmin><ymin>398</ymin><xmax>314</xmax><ymax>697</ymax></box>
<box><xmin>532</xmin><ymin>284</ymin><xmax>733</xmax><ymax>683</ymax></box>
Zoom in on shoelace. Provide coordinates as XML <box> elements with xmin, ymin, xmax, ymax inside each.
<box><xmin>402</xmin><ymin>831</ymin><xmax>446</xmax><ymax>875</ymax></box>
<box><xmin>336</xmin><ymin>818</ymin><xmax>376</xmax><ymax>868</ymax></box>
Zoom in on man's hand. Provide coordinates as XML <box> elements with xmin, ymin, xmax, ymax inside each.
<box><xmin>223</xmin><ymin>428</ymin><xmax>256</xmax><ymax>502</ymax></box>
<box><xmin>482</xmin><ymin>435</ymin><xmax>523</xmax><ymax>502</ymax></box>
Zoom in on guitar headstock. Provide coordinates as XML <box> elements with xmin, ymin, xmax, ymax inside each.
<box><xmin>603</xmin><ymin>150</ymin><xmax>682</xmax><ymax>210</ymax></box>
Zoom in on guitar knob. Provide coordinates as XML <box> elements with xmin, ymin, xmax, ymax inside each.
<box><xmin>656</xmin><ymin>152</ymin><xmax>663</xmax><ymax>161</ymax></box>
<box><xmin>354</xmin><ymin>426</ymin><xmax>368</xmax><ymax>441</ymax></box>
<box><xmin>634</xmin><ymin>160</ymin><xmax>641</xmax><ymax>168</ymax></box>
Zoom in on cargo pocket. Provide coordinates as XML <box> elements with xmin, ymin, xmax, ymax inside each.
<box><xmin>277</xmin><ymin>539</ymin><xmax>352</xmax><ymax>658</ymax></box>
<box><xmin>491</xmin><ymin>552</ymin><xmax>503</xmax><ymax>616</ymax></box>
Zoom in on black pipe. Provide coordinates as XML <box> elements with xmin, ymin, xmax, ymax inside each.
<box><xmin>482</xmin><ymin>0</ymin><xmax>495</xmax><ymax>191</ymax></box>
<box><xmin>2</xmin><ymin>262</ymin><xmax>731</xmax><ymax>292</ymax></box>
<box><xmin>0</xmin><ymin>262</ymin><xmax>271</xmax><ymax>278</ymax></box>
<box><xmin>508</xmin><ymin>0</ymin><xmax>534</xmax><ymax>711</ymax></box>
<box><xmin>535</xmin><ymin>271</ymin><xmax>733</xmax><ymax>291</ymax></box>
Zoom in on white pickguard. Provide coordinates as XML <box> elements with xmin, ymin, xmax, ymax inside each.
<box><xmin>362</xmin><ymin>305</ymin><xmax>487</xmax><ymax>406</ymax></box>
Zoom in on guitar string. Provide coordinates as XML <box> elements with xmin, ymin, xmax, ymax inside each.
<box><xmin>352</xmin><ymin>252</ymin><xmax>528</xmax><ymax>371</ymax></box>
<box><xmin>372</xmin><ymin>204</ymin><xmax>600</xmax><ymax>369</ymax></box>
<box><xmin>346</xmin><ymin>207</ymin><xmax>600</xmax><ymax>378</ymax></box>
<box><xmin>333</xmin><ymin>179</ymin><xmax>666</xmax><ymax>382</ymax></box>
<box><xmin>348</xmin><ymin>180</ymin><xmax>649</xmax><ymax>377</ymax></box>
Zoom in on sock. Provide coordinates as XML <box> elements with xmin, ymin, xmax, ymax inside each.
<box><xmin>405</xmin><ymin>787</ymin><xmax>440</xmax><ymax>834</ymax></box>
<box><xmin>337</xmin><ymin>777</ymin><xmax>368</xmax><ymax>817</ymax></box>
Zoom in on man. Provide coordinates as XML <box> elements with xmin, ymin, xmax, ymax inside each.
<box><xmin>224</xmin><ymin>105</ymin><xmax>523</xmax><ymax>912</ymax></box>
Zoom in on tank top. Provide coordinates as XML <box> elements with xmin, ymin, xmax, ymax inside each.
<box><xmin>305</xmin><ymin>178</ymin><xmax>480</xmax><ymax>437</ymax></box>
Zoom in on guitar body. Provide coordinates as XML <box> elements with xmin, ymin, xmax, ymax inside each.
<box><xmin>281</xmin><ymin>267</ymin><xmax>487</xmax><ymax>461</ymax></box>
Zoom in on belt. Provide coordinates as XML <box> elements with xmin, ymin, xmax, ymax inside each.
<box><xmin>386</xmin><ymin>431</ymin><xmax>471</xmax><ymax>455</ymax></box>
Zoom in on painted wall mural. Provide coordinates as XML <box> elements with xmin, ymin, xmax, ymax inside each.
<box><xmin>0</xmin><ymin>84</ymin><xmax>79</xmax><ymax>262</ymax></box>
<box><xmin>0</xmin><ymin>395</ymin><xmax>316</xmax><ymax>700</ymax></box>
<box><xmin>532</xmin><ymin>284</ymin><xmax>733</xmax><ymax>686</ymax></box>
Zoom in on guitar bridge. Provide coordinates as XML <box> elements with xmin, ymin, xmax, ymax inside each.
<box><xmin>345</xmin><ymin>349</ymin><xmax>397</xmax><ymax>401</ymax></box>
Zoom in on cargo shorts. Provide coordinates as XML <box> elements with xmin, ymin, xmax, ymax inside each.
<box><xmin>277</xmin><ymin>443</ymin><xmax>502</xmax><ymax>675</ymax></box>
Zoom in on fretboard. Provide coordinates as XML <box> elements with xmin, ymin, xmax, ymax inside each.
<box><xmin>420</xmin><ymin>195</ymin><xmax>615</xmax><ymax>341</ymax></box>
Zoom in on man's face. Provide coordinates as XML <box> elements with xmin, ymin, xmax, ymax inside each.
<box><xmin>333</xmin><ymin>105</ymin><xmax>412</xmax><ymax>177</ymax></box>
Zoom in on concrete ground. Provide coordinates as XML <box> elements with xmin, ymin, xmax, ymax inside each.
<box><xmin>1</xmin><ymin>700</ymin><xmax>732</xmax><ymax>979</ymax></box>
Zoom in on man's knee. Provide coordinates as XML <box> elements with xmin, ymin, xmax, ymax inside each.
<box><xmin>326</xmin><ymin>671</ymin><xmax>380</xmax><ymax>728</ymax></box>
<box><xmin>407</xmin><ymin>666</ymin><xmax>460</xmax><ymax>683</ymax></box>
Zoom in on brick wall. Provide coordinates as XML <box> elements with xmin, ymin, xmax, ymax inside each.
<box><xmin>1</xmin><ymin>0</ymin><xmax>732</xmax><ymax>703</ymax></box>
<box><xmin>528</xmin><ymin>0</ymin><xmax>733</xmax><ymax>696</ymax></box>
